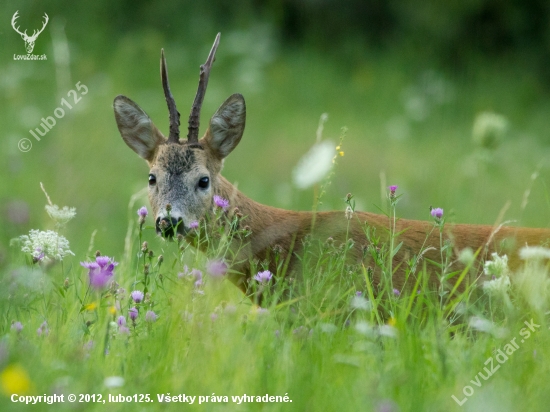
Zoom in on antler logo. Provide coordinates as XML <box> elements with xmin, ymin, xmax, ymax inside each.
<box><xmin>11</xmin><ymin>11</ymin><xmax>49</xmax><ymax>54</ymax></box>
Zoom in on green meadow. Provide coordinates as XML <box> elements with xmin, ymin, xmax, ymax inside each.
<box><xmin>2</xmin><ymin>2</ymin><xmax>550</xmax><ymax>411</ymax></box>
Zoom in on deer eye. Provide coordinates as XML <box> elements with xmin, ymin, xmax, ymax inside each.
<box><xmin>148</xmin><ymin>174</ymin><xmax>157</xmax><ymax>185</ymax></box>
<box><xmin>198</xmin><ymin>176</ymin><xmax>210</xmax><ymax>189</ymax></box>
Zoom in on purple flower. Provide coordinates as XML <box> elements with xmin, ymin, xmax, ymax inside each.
<box><xmin>34</xmin><ymin>248</ymin><xmax>45</xmax><ymax>262</ymax></box>
<box><xmin>129</xmin><ymin>307</ymin><xmax>138</xmax><ymax>321</ymax></box>
<box><xmin>194</xmin><ymin>278</ymin><xmax>204</xmax><ymax>288</ymax></box>
<box><xmin>37</xmin><ymin>321</ymin><xmax>49</xmax><ymax>337</ymax></box>
<box><xmin>393</xmin><ymin>288</ymin><xmax>400</xmax><ymax>297</ymax></box>
<box><xmin>11</xmin><ymin>321</ymin><xmax>23</xmax><ymax>333</ymax></box>
<box><xmin>117</xmin><ymin>316</ymin><xmax>126</xmax><ymax>327</ymax></box>
<box><xmin>213</xmin><ymin>195</ymin><xmax>230</xmax><ymax>210</ymax></box>
<box><xmin>356</xmin><ymin>291</ymin><xmax>363</xmax><ymax>297</ymax></box>
<box><xmin>254</xmin><ymin>270</ymin><xmax>273</xmax><ymax>284</ymax></box>
<box><xmin>388</xmin><ymin>185</ymin><xmax>398</xmax><ymax>193</ymax></box>
<box><xmin>81</xmin><ymin>256</ymin><xmax>118</xmax><ymax>289</ymax></box>
<box><xmin>137</xmin><ymin>206</ymin><xmax>148</xmax><ymax>218</ymax></box>
<box><xmin>206</xmin><ymin>259</ymin><xmax>227</xmax><ymax>278</ymax></box>
<box><xmin>131</xmin><ymin>290</ymin><xmax>144</xmax><ymax>303</ymax></box>
<box><xmin>189</xmin><ymin>221</ymin><xmax>199</xmax><ymax>229</ymax></box>
<box><xmin>119</xmin><ymin>326</ymin><xmax>130</xmax><ymax>335</ymax></box>
<box><xmin>145</xmin><ymin>310</ymin><xmax>157</xmax><ymax>323</ymax></box>
<box><xmin>430</xmin><ymin>207</ymin><xmax>444</xmax><ymax>220</ymax></box>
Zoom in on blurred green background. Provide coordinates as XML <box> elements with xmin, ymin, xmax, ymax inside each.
<box><xmin>2</xmin><ymin>0</ymin><xmax>550</xmax><ymax>266</ymax></box>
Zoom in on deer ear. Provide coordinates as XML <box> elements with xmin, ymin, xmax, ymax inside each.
<box><xmin>203</xmin><ymin>94</ymin><xmax>246</xmax><ymax>159</ymax></box>
<box><xmin>113</xmin><ymin>95</ymin><xmax>166</xmax><ymax>162</ymax></box>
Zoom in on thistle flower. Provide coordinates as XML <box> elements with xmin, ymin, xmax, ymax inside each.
<box><xmin>430</xmin><ymin>207</ymin><xmax>443</xmax><ymax>220</ymax></box>
<box><xmin>18</xmin><ymin>229</ymin><xmax>75</xmax><ymax>261</ymax></box>
<box><xmin>80</xmin><ymin>256</ymin><xmax>118</xmax><ymax>289</ymax></box>
<box><xmin>45</xmin><ymin>204</ymin><xmax>76</xmax><ymax>225</ymax></box>
<box><xmin>206</xmin><ymin>259</ymin><xmax>227</xmax><ymax>278</ymax></box>
<box><xmin>254</xmin><ymin>270</ymin><xmax>273</xmax><ymax>284</ymax></box>
<box><xmin>189</xmin><ymin>220</ymin><xmax>199</xmax><ymax>229</ymax></box>
<box><xmin>131</xmin><ymin>290</ymin><xmax>144</xmax><ymax>303</ymax></box>
<box><xmin>145</xmin><ymin>311</ymin><xmax>157</xmax><ymax>323</ymax></box>
<box><xmin>137</xmin><ymin>206</ymin><xmax>148</xmax><ymax>225</ymax></box>
<box><xmin>392</xmin><ymin>288</ymin><xmax>401</xmax><ymax>297</ymax></box>
<box><xmin>388</xmin><ymin>185</ymin><xmax>398</xmax><ymax>197</ymax></box>
<box><xmin>117</xmin><ymin>316</ymin><xmax>126</xmax><ymax>327</ymax></box>
<box><xmin>129</xmin><ymin>307</ymin><xmax>138</xmax><ymax>321</ymax></box>
<box><xmin>213</xmin><ymin>195</ymin><xmax>230</xmax><ymax>210</ymax></box>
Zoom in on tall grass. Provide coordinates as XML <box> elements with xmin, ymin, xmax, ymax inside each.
<box><xmin>1</xmin><ymin>175</ymin><xmax>550</xmax><ymax>412</ymax></box>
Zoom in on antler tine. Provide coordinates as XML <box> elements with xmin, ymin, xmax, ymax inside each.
<box><xmin>187</xmin><ymin>33</ymin><xmax>221</xmax><ymax>144</ymax></box>
<box><xmin>161</xmin><ymin>49</ymin><xmax>181</xmax><ymax>143</ymax></box>
<box><xmin>11</xmin><ymin>11</ymin><xmax>26</xmax><ymax>36</ymax></box>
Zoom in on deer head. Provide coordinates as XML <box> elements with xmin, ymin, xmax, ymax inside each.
<box><xmin>11</xmin><ymin>11</ymin><xmax>49</xmax><ymax>54</ymax></box>
<box><xmin>114</xmin><ymin>33</ymin><xmax>246</xmax><ymax>238</ymax></box>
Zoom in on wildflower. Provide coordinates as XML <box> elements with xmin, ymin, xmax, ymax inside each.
<box><xmin>387</xmin><ymin>317</ymin><xmax>397</xmax><ymax>327</ymax></box>
<box><xmin>137</xmin><ymin>206</ymin><xmax>148</xmax><ymax>219</ymax></box>
<box><xmin>210</xmin><ymin>313</ymin><xmax>218</xmax><ymax>322</ymax></box>
<box><xmin>345</xmin><ymin>206</ymin><xmax>353</xmax><ymax>220</ymax></box>
<box><xmin>119</xmin><ymin>326</ymin><xmax>130</xmax><ymax>335</ymax></box>
<box><xmin>458</xmin><ymin>247</ymin><xmax>475</xmax><ymax>266</ymax></box>
<box><xmin>393</xmin><ymin>288</ymin><xmax>400</xmax><ymax>297</ymax></box>
<box><xmin>430</xmin><ymin>207</ymin><xmax>443</xmax><ymax>220</ymax></box>
<box><xmin>1</xmin><ymin>364</ymin><xmax>31</xmax><ymax>395</ymax></box>
<box><xmin>469</xmin><ymin>316</ymin><xmax>508</xmax><ymax>338</ymax></box>
<box><xmin>189</xmin><ymin>221</ymin><xmax>199</xmax><ymax>229</ymax></box>
<box><xmin>18</xmin><ymin>229</ymin><xmax>74</xmax><ymax>261</ymax></box>
<box><xmin>213</xmin><ymin>195</ymin><xmax>230</xmax><ymax>210</ymax></box>
<box><xmin>472</xmin><ymin>112</ymin><xmax>509</xmax><ymax>149</ymax></box>
<box><xmin>104</xmin><ymin>376</ymin><xmax>125</xmax><ymax>389</ymax></box>
<box><xmin>254</xmin><ymin>270</ymin><xmax>273</xmax><ymax>284</ymax></box>
<box><xmin>145</xmin><ymin>311</ymin><xmax>157</xmax><ymax>323</ymax></box>
<box><xmin>117</xmin><ymin>316</ymin><xmax>126</xmax><ymax>327</ymax></box>
<box><xmin>130</xmin><ymin>290</ymin><xmax>144</xmax><ymax>303</ymax></box>
<box><xmin>292</xmin><ymin>140</ymin><xmax>335</xmax><ymax>189</ymax></box>
<box><xmin>482</xmin><ymin>275</ymin><xmax>511</xmax><ymax>296</ymax></box>
<box><xmin>519</xmin><ymin>246</ymin><xmax>550</xmax><ymax>261</ymax></box>
<box><xmin>11</xmin><ymin>322</ymin><xmax>23</xmax><ymax>333</ymax></box>
<box><xmin>37</xmin><ymin>321</ymin><xmax>49</xmax><ymax>337</ymax></box>
<box><xmin>129</xmin><ymin>307</ymin><xmax>138</xmax><ymax>322</ymax></box>
<box><xmin>483</xmin><ymin>253</ymin><xmax>509</xmax><ymax>277</ymax></box>
<box><xmin>356</xmin><ymin>291</ymin><xmax>363</xmax><ymax>297</ymax></box>
<box><xmin>351</xmin><ymin>295</ymin><xmax>372</xmax><ymax>311</ymax></box>
<box><xmin>388</xmin><ymin>185</ymin><xmax>398</xmax><ymax>197</ymax></box>
<box><xmin>206</xmin><ymin>259</ymin><xmax>227</xmax><ymax>278</ymax></box>
<box><xmin>45</xmin><ymin>204</ymin><xmax>76</xmax><ymax>225</ymax></box>
<box><xmin>81</xmin><ymin>256</ymin><xmax>118</xmax><ymax>289</ymax></box>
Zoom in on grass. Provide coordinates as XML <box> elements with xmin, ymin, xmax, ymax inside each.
<box><xmin>2</xmin><ymin>30</ymin><xmax>550</xmax><ymax>411</ymax></box>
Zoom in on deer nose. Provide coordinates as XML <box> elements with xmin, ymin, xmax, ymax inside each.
<box><xmin>155</xmin><ymin>216</ymin><xmax>183</xmax><ymax>238</ymax></box>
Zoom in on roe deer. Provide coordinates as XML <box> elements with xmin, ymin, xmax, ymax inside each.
<box><xmin>114</xmin><ymin>33</ymin><xmax>550</xmax><ymax>299</ymax></box>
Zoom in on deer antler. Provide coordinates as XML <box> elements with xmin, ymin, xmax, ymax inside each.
<box><xmin>11</xmin><ymin>11</ymin><xmax>27</xmax><ymax>37</ymax></box>
<box><xmin>161</xmin><ymin>49</ymin><xmax>181</xmax><ymax>143</ymax></box>
<box><xmin>187</xmin><ymin>33</ymin><xmax>221</xmax><ymax>144</ymax></box>
<box><xmin>29</xmin><ymin>13</ymin><xmax>49</xmax><ymax>40</ymax></box>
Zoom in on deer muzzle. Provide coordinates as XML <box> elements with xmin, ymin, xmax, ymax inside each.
<box><xmin>155</xmin><ymin>216</ymin><xmax>185</xmax><ymax>238</ymax></box>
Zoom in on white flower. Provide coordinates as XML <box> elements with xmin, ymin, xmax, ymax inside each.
<box><xmin>45</xmin><ymin>204</ymin><xmax>76</xmax><ymax>225</ymax></box>
<box><xmin>469</xmin><ymin>316</ymin><xmax>508</xmax><ymax>338</ymax></box>
<box><xmin>482</xmin><ymin>275</ymin><xmax>511</xmax><ymax>296</ymax></box>
<box><xmin>519</xmin><ymin>246</ymin><xmax>550</xmax><ymax>261</ymax></box>
<box><xmin>18</xmin><ymin>229</ymin><xmax>74</xmax><ymax>261</ymax></box>
<box><xmin>350</xmin><ymin>295</ymin><xmax>372</xmax><ymax>311</ymax></box>
<box><xmin>458</xmin><ymin>247</ymin><xmax>474</xmax><ymax>266</ymax></box>
<box><xmin>472</xmin><ymin>111</ymin><xmax>509</xmax><ymax>149</ymax></box>
<box><xmin>104</xmin><ymin>376</ymin><xmax>124</xmax><ymax>388</ymax></box>
<box><xmin>483</xmin><ymin>253</ymin><xmax>509</xmax><ymax>277</ymax></box>
<box><xmin>292</xmin><ymin>140</ymin><xmax>335</xmax><ymax>189</ymax></box>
